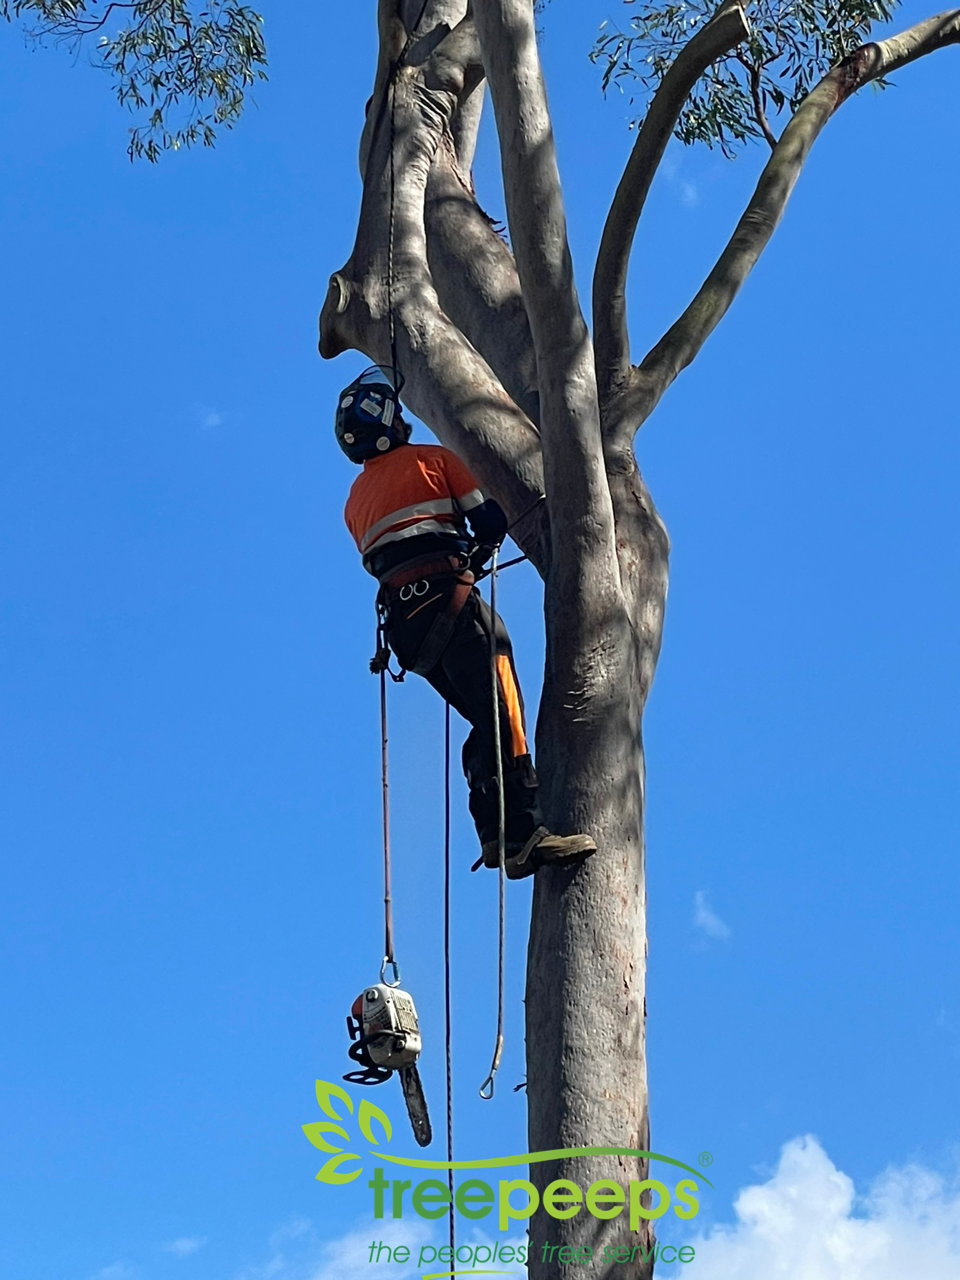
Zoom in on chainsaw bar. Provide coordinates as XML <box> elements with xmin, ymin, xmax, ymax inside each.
<box><xmin>400</xmin><ymin>1064</ymin><xmax>432</xmax><ymax>1147</ymax></box>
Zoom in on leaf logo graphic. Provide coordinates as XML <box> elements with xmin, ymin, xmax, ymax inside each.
<box><xmin>302</xmin><ymin>1080</ymin><xmax>392</xmax><ymax>1183</ymax></box>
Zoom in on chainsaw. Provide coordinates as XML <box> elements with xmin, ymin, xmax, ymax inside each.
<box><xmin>344</xmin><ymin>982</ymin><xmax>432</xmax><ymax>1147</ymax></box>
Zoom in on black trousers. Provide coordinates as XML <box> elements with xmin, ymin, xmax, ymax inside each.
<box><xmin>383</xmin><ymin>583</ymin><xmax>543</xmax><ymax>846</ymax></box>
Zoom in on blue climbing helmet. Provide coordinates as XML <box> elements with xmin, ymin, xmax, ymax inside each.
<box><xmin>335</xmin><ymin>365</ymin><xmax>410</xmax><ymax>463</ymax></box>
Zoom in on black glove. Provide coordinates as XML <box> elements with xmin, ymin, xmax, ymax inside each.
<box><xmin>469</xmin><ymin>543</ymin><xmax>495</xmax><ymax>576</ymax></box>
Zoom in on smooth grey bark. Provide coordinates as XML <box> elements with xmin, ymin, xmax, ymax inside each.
<box><xmin>599</xmin><ymin>8</ymin><xmax>960</xmax><ymax>449</ymax></box>
<box><xmin>320</xmin><ymin>2</ymin><xmax>956</xmax><ymax>1275</ymax></box>
<box><xmin>592</xmin><ymin>0</ymin><xmax>750</xmax><ymax>402</ymax></box>
<box><xmin>472</xmin><ymin>3</ymin><xmax>662</xmax><ymax>1275</ymax></box>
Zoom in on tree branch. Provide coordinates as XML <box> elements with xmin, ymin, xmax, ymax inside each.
<box><xmin>739</xmin><ymin>51</ymin><xmax>778</xmax><ymax>150</ymax></box>
<box><xmin>629</xmin><ymin>9</ymin><xmax>960</xmax><ymax>434</ymax></box>
<box><xmin>473</xmin><ymin>0</ymin><xmax>618</xmax><ymax>588</ymax></box>
<box><xmin>320</xmin><ymin>0</ymin><xmax>549</xmax><ymax>563</ymax></box>
<box><xmin>425</xmin><ymin>140</ymin><xmax>542</xmax><ymax>425</ymax></box>
<box><xmin>592</xmin><ymin>0</ymin><xmax>750</xmax><ymax>402</ymax></box>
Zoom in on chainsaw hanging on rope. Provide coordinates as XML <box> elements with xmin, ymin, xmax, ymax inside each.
<box><xmin>341</xmin><ymin>648</ymin><xmax>432</xmax><ymax>1148</ymax></box>
<box><xmin>344</xmin><ymin>978</ymin><xmax>432</xmax><ymax>1148</ymax></box>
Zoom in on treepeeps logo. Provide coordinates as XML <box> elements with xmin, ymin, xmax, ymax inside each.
<box><xmin>303</xmin><ymin>1080</ymin><xmax>709</xmax><ymax>1241</ymax></box>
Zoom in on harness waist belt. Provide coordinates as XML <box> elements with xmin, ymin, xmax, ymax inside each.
<box><xmin>380</xmin><ymin>555</ymin><xmax>469</xmax><ymax>592</ymax></box>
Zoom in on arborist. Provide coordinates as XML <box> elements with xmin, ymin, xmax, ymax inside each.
<box><xmin>337</xmin><ymin>366</ymin><xmax>596</xmax><ymax>880</ymax></box>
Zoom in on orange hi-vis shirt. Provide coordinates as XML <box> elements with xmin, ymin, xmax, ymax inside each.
<box><xmin>344</xmin><ymin>443</ymin><xmax>485</xmax><ymax>567</ymax></box>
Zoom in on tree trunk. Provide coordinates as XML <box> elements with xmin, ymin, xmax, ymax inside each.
<box><xmin>526</xmin><ymin>452</ymin><xmax>668</xmax><ymax>1279</ymax></box>
<box><xmin>320</xmin><ymin>2</ymin><xmax>960</xmax><ymax>1275</ymax></box>
<box><xmin>319</xmin><ymin>4</ymin><xmax>670</xmax><ymax>1276</ymax></box>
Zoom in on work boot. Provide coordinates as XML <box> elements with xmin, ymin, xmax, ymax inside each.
<box><xmin>481</xmin><ymin>826</ymin><xmax>597</xmax><ymax>880</ymax></box>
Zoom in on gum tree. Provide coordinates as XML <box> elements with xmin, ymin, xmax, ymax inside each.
<box><xmin>318</xmin><ymin>2</ymin><xmax>959</xmax><ymax>1276</ymax></box>
<box><xmin>1</xmin><ymin>0</ymin><xmax>266</xmax><ymax>159</ymax></box>
<box><xmin>11</xmin><ymin>0</ymin><xmax>956</xmax><ymax>1274</ymax></box>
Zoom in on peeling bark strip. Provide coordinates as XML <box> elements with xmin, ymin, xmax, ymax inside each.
<box><xmin>321</xmin><ymin>3</ymin><xmax>956</xmax><ymax>1275</ymax></box>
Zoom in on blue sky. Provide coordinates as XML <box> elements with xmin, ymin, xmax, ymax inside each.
<box><xmin>1</xmin><ymin>2</ymin><xmax>958</xmax><ymax>1278</ymax></box>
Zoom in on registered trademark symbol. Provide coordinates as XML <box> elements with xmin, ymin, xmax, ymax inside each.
<box><xmin>698</xmin><ymin>1151</ymin><xmax>713</xmax><ymax>1167</ymax></box>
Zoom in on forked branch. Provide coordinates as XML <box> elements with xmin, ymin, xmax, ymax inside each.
<box><xmin>632</xmin><ymin>9</ymin><xmax>960</xmax><ymax>431</ymax></box>
<box><xmin>592</xmin><ymin>0</ymin><xmax>750</xmax><ymax>402</ymax></box>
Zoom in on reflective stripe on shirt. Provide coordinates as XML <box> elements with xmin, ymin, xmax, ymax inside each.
<box><xmin>360</xmin><ymin>496</ymin><xmax>460</xmax><ymax>553</ymax></box>
<box><xmin>344</xmin><ymin>444</ymin><xmax>487</xmax><ymax>558</ymax></box>
<box><xmin>364</xmin><ymin>518</ymin><xmax>465</xmax><ymax>556</ymax></box>
<box><xmin>358</xmin><ymin>489</ymin><xmax>486</xmax><ymax>554</ymax></box>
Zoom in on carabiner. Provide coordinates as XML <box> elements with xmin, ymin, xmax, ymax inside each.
<box><xmin>380</xmin><ymin>956</ymin><xmax>402</xmax><ymax>987</ymax></box>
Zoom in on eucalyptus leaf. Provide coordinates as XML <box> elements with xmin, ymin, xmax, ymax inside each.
<box><xmin>1</xmin><ymin>0</ymin><xmax>267</xmax><ymax>160</ymax></box>
<box><xmin>591</xmin><ymin>0</ymin><xmax>898</xmax><ymax>155</ymax></box>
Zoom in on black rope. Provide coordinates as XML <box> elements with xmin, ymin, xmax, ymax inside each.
<box><xmin>507</xmin><ymin>492</ymin><xmax>546</xmax><ymax>533</ymax></box>
<box><xmin>471</xmin><ymin>496</ymin><xmax>544</xmax><ymax>580</ymax></box>
<box><xmin>443</xmin><ymin>700</ymin><xmax>455</xmax><ymax>1262</ymax></box>
<box><xmin>475</xmin><ymin>553</ymin><xmax>526</xmax><ymax>581</ymax></box>
<box><xmin>480</xmin><ymin>547</ymin><xmax>506</xmax><ymax>1100</ymax></box>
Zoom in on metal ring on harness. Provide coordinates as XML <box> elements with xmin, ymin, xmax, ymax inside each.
<box><xmin>399</xmin><ymin>579</ymin><xmax>430</xmax><ymax>601</ymax></box>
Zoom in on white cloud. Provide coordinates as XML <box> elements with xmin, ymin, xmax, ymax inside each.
<box><xmin>193</xmin><ymin>404</ymin><xmax>225</xmax><ymax>430</ymax></box>
<box><xmin>89</xmin><ymin>1266</ymin><xmax>135</xmax><ymax>1280</ymax></box>
<box><xmin>664</xmin><ymin>1135</ymin><xmax>960</xmax><ymax>1280</ymax></box>
<box><xmin>231</xmin><ymin>1217</ymin><xmax>432</xmax><ymax>1280</ymax></box>
<box><xmin>307</xmin><ymin>1220</ymin><xmax>432</xmax><ymax>1280</ymax></box>
<box><xmin>230</xmin><ymin>1141</ymin><xmax>960</xmax><ymax>1280</ymax></box>
<box><xmin>693</xmin><ymin>889</ymin><xmax>731</xmax><ymax>941</ymax></box>
<box><xmin>164</xmin><ymin>1236</ymin><xmax>208</xmax><ymax>1257</ymax></box>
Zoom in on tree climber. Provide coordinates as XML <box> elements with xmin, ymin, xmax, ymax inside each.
<box><xmin>338</xmin><ymin>366</ymin><xmax>597</xmax><ymax>879</ymax></box>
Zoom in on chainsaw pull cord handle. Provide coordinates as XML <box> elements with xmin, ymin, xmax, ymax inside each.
<box><xmin>379</xmin><ymin>628</ymin><xmax>401</xmax><ymax>989</ymax></box>
<box><xmin>480</xmin><ymin>545</ymin><xmax>506</xmax><ymax>1100</ymax></box>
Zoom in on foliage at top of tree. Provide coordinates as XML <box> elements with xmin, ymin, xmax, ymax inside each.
<box><xmin>592</xmin><ymin>0</ymin><xmax>898</xmax><ymax>154</ymax></box>
<box><xmin>1</xmin><ymin>0</ymin><xmax>266</xmax><ymax>160</ymax></box>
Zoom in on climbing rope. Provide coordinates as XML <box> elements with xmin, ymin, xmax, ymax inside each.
<box><xmin>443</xmin><ymin>701</ymin><xmax>456</xmax><ymax>1260</ymax></box>
<box><xmin>479</xmin><ymin>546</ymin><xmax>506</xmax><ymax>1100</ymax></box>
<box><xmin>379</xmin><ymin>657</ymin><xmax>401</xmax><ymax>987</ymax></box>
<box><xmin>380</xmin><ymin>0</ymin><xmax>540</xmax><ymax>1098</ymax></box>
